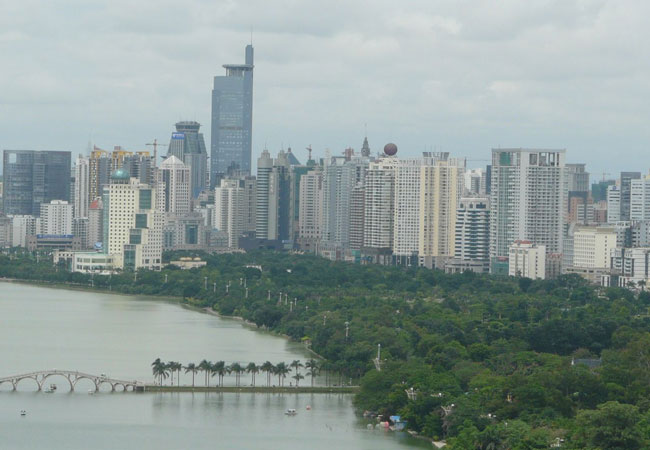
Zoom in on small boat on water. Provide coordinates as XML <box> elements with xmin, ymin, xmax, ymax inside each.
<box><xmin>284</xmin><ymin>409</ymin><xmax>297</xmax><ymax>416</ymax></box>
<box><xmin>49</xmin><ymin>383</ymin><xmax>57</xmax><ymax>391</ymax></box>
<box><xmin>44</xmin><ymin>387</ymin><xmax>54</xmax><ymax>393</ymax></box>
<box><xmin>20</xmin><ymin>410</ymin><xmax>26</xmax><ymax>416</ymax></box>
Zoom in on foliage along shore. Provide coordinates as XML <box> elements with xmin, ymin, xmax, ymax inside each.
<box><xmin>3</xmin><ymin>249</ymin><xmax>650</xmax><ymax>448</ymax></box>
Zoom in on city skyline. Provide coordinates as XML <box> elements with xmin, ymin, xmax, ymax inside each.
<box><xmin>1</xmin><ymin>1</ymin><xmax>650</xmax><ymax>175</ymax></box>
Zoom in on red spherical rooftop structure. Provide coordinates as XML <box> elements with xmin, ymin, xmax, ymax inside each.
<box><xmin>383</xmin><ymin>143</ymin><xmax>398</xmax><ymax>156</ymax></box>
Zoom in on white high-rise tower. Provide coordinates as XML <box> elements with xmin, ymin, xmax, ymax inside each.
<box><xmin>160</xmin><ymin>156</ymin><xmax>191</xmax><ymax>215</ymax></box>
<box><xmin>490</xmin><ymin>149</ymin><xmax>566</xmax><ymax>268</ymax></box>
<box><xmin>74</xmin><ymin>155</ymin><xmax>90</xmax><ymax>219</ymax></box>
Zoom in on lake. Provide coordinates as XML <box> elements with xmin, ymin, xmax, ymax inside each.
<box><xmin>0</xmin><ymin>282</ymin><xmax>428</xmax><ymax>449</ymax></box>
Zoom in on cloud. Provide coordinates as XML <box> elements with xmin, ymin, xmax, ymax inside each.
<box><xmin>0</xmin><ymin>0</ymin><xmax>649</xmax><ymax>174</ymax></box>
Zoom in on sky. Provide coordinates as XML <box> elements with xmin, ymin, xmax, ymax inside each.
<box><xmin>1</xmin><ymin>0</ymin><xmax>649</xmax><ymax>176</ymax></box>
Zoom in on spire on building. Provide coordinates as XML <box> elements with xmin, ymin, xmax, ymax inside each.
<box><xmin>361</xmin><ymin>136</ymin><xmax>370</xmax><ymax>157</ymax></box>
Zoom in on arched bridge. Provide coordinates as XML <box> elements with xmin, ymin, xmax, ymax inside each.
<box><xmin>0</xmin><ymin>370</ymin><xmax>144</xmax><ymax>392</ymax></box>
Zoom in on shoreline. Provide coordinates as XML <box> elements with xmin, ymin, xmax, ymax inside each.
<box><xmin>0</xmin><ymin>277</ymin><xmax>325</xmax><ymax>360</ymax></box>
<box><xmin>0</xmin><ymin>277</ymin><xmax>181</xmax><ymax>302</ymax></box>
<box><xmin>142</xmin><ymin>385</ymin><xmax>359</xmax><ymax>394</ymax></box>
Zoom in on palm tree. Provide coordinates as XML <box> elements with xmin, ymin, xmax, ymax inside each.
<box><xmin>292</xmin><ymin>373</ymin><xmax>305</xmax><ymax>387</ymax></box>
<box><xmin>275</xmin><ymin>362</ymin><xmax>290</xmax><ymax>386</ymax></box>
<box><xmin>290</xmin><ymin>360</ymin><xmax>303</xmax><ymax>377</ymax></box>
<box><xmin>169</xmin><ymin>361</ymin><xmax>182</xmax><ymax>386</ymax></box>
<box><xmin>639</xmin><ymin>279</ymin><xmax>647</xmax><ymax>292</ymax></box>
<box><xmin>213</xmin><ymin>361</ymin><xmax>226</xmax><ymax>386</ymax></box>
<box><xmin>184</xmin><ymin>363</ymin><xmax>198</xmax><ymax>387</ymax></box>
<box><xmin>198</xmin><ymin>360</ymin><xmax>211</xmax><ymax>387</ymax></box>
<box><xmin>305</xmin><ymin>359</ymin><xmax>320</xmax><ymax>387</ymax></box>
<box><xmin>246</xmin><ymin>362</ymin><xmax>259</xmax><ymax>386</ymax></box>
<box><xmin>151</xmin><ymin>358</ymin><xmax>165</xmax><ymax>385</ymax></box>
<box><xmin>230</xmin><ymin>362</ymin><xmax>243</xmax><ymax>387</ymax></box>
<box><xmin>261</xmin><ymin>361</ymin><xmax>274</xmax><ymax>386</ymax></box>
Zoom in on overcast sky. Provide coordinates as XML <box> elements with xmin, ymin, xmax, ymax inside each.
<box><xmin>1</xmin><ymin>0</ymin><xmax>649</xmax><ymax>176</ymax></box>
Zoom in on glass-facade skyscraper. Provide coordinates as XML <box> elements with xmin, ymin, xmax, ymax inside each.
<box><xmin>2</xmin><ymin>150</ymin><xmax>71</xmax><ymax>216</ymax></box>
<box><xmin>210</xmin><ymin>45</ymin><xmax>254</xmax><ymax>187</ymax></box>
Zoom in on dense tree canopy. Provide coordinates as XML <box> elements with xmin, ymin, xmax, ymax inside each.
<box><xmin>3</xmin><ymin>249</ymin><xmax>650</xmax><ymax>446</ymax></box>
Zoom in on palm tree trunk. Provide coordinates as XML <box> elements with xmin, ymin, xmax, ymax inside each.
<box><xmin>192</xmin><ymin>372</ymin><xmax>195</xmax><ymax>387</ymax></box>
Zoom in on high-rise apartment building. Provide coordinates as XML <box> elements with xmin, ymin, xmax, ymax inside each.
<box><xmin>566</xmin><ymin>163</ymin><xmax>590</xmax><ymax>192</ymax></box>
<box><xmin>490</xmin><ymin>149</ymin><xmax>566</xmax><ymax>267</ymax></box>
<box><xmin>89</xmin><ymin>148</ymin><xmax>111</xmax><ymax>202</ymax></box>
<box><xmin>9</xmin><ymin>215</ymin><xmax>39</xmax><ymax>247</ymax></box>
<box><xmin>349</xmin><ymin>184</ymin><xmax>366</xmax><ymax>251</ymax></box>
<box><xmin>73</xmin><ymin>217</ymin><xmax>90</xmax><ymax>248</ymax></box>
<box><xmin>240</xmin><ymin>176</ymin><xmax>257</xmax><ymax>234</ymax></box>
<box><xmin>255</xmin><ymin>150</ymin><xmax>292</xmax><ymax>241</ymax></box>
<box><xmin>3</xmin><ymin>150</ymin><xmax>71</xmax><ymax>216</ymax></box>
<box><xmin>393</xmin><ymin>158</ymin><xmax>423</xmax><ymax>261</ymax></box>
<box><xmin>321</xmin><ymin>156</ymin><xmax>369</xmax><ymax>248</ymax></box>
<box><xmin>607</xmin><ymin>185</ymin><xmax>621</xmax><ymax>224</ymax></box>
<box><xmin>620</xmin><ymin>171</ymin><xmax>641</xmax><ymax>221</ymax></box>
<box><xmin>167</xmin><ymin>121</ymin><xmax>208</xmax><ymax>197</ymax></box>
<box><xmin>121</xmin><ymin>152</ymin><xmax>154</xmax><ymax>186</ymax></box>
<box><xmin>74</xmin><ymin>155</ymin><xmax>90</xmax><ymax>219</ymax></box>
<box><xmin>214</xmin><ymin>178</ymin><xmax>245</xmax><ymax>248</ymax></box>
<box><xmin>297</xmin><ymin>168</ymin><xmax>323</xmax><ymax>251</ymax></box>
<box><xmin>363</xmin><ymin>157</ymin><xmax>397</xmax><ymax>252</ymax></box>
<box><xmin>88</xmin><ymin>198</ymin><xmax>103</xmax><ymax>249</ymax></box>
<box><xmin>630</xmin><ymin>176</ymin><xmax>650</xmax><ymax>221</ymax></box>
<box><xmin>418</xmin><ymin>153</ymin><xmax>465</xmax><ymax>264</ymax></box>
<box><xmin>211</xmin><ymin>45</ymin><xmax>254</xmax><ymax>184</ymax></box>
<box><xmin>39</xmin><ymin>200</ymin><xmax>73</xmax><ymax>235</ymax></box>
<box><xmin>105</xmin><ymin>169</ymin><xmax>163</xmax><ymax>271</ymax></box>
<box><xmin>160</xmin><ymin>156</ymin><xmax>191</xmax><ymax>215</ymax></box>
<box><xmin>255</xmin><ymin>149</ymin><xmax>273</xmax><ymax>240</ymax></box>
<box><xmin>454</xmin><ymin>197</ymin><xmax>490</xmax><ymax>263</ymax></box>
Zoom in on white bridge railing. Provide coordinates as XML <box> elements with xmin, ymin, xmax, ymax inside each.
<box><xmin>0</xmin><ymin>370</ymin><xmax>144</xmax><ymax>392</ymax></box>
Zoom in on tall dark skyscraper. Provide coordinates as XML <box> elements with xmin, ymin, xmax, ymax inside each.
<box><xmin>2</xmin><ymin>150</ymin><xmax>71</xmax><ymax>216</ymax></box>
<box><xmin>211</xmin><ymin>45</ymin><xmax>254</xmax><ymax>187</ymax></box>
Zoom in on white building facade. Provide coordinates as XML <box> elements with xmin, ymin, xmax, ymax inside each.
<box><xmin>74</xmin><ymin>155</ymin><xmax>90</xmax><ymax>219</ymax></box>
<box><xmin>39</xmin><ymin>200</ymin><xmax>73</xmax><ymax>236</ymax></box>
<box><xmin>490</xmin><ymin>149</ymin><xmax>566</xmax><ymax>269</ymax></box>
<box><xmin>508</xmin><ymin>241</ymin><xmax>546</xmax><ymax>279</ymax></box>
<box><xmin>106</xmin><ymin>171</ymin><xmax>163</xmax><ymax>271</ymax></box>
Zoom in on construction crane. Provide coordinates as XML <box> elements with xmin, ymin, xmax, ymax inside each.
<box><xmin>599</xmin><ymin>172</ymin><xmax>612</xmax><ymax>182</ymax></box>
<box><xmin>145</xmin><ymin>139</ymin><xmax>168</xmax><ymax>168</ymax></box>
<box><xmin>306</xmin><ymin>145</ymin><xmax>313</xmax><ymax>162</ymax></box>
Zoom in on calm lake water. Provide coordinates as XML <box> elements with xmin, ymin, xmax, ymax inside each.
<box><xmin>0</xmin><ymin>282</ymin><xmax>427</xmax><ymax>449</ymax></box>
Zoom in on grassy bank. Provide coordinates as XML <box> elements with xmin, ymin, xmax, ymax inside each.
<box><xmin>142</xmin><ymin>385</ymin><xmax>359</xmax><ymax>394</ymax></box>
